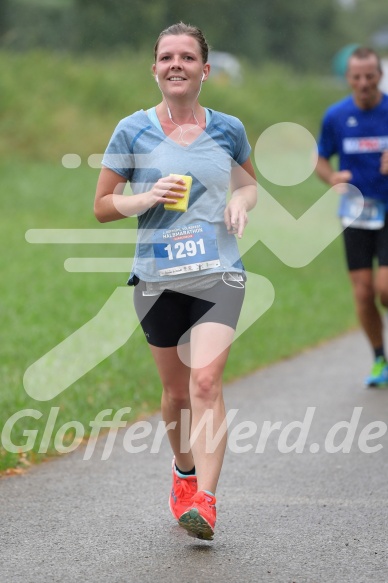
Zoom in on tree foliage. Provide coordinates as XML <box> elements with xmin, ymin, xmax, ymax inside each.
<box><xmin>0</xmin><ymin>0</ymin><xmax>386</xmax><ymax>71</ymax></box>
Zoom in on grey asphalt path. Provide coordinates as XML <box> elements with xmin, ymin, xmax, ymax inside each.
<box><xmin>1</xmin><ymin>330</ymin><xmax>388</xmax><ymax>583</ymax></box>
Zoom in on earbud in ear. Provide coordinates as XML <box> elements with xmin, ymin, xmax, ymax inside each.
<box><xmin>201</xmin><ymin>73</ymin><xmax>205</xmax><ymax>81</ymax></box>
<box><xmin>155</xmin><ymin>75</ymin><xmax>159</xmax><ymax>83</ymax></box>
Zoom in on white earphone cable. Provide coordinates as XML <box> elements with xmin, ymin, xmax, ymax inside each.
<box><xmin>156</xmin><ymin>74</ymin><xmax>205</xmax><ymax>145</ymax></box>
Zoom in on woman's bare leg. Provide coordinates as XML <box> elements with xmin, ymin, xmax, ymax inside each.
<box><xmin>148</xmin><ymin>344</ymin><xmax>194</xmax><ymax>472</ymax></box>
<box><xmin>187</xmin><ymin>322</ymin><xmax>235</xmax><ymax>494</ymax></box>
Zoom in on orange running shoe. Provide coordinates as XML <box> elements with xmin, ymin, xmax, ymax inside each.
<box><xmin>178</xmin><ymin>490</ymin><xmax>216</xmax><ymax>540</ymax></box>
<box><xmin>169</xmin><ymin>458</ymin><xmax>197</xmax><ymax>520</ymax></box>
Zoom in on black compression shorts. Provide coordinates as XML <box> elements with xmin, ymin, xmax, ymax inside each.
<box><xmin>343</xmin><ymin>214</ymin><xmax>388</xmax><ymax>271</ymax></box>
<box><xmin>133</xmin><ymin>278</ymin><xmax>245</xmax><ymax>348</ymax></box>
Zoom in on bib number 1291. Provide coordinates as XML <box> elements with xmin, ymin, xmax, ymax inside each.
<box><xmin>164</xmin><ymin>238</ymin><xmax>205</xmax><ymax>261</ymax></box>
<box><xmin>153</xmin><ymin>222</ymin><xmax>221</xmax><ymax>276</ymax></box>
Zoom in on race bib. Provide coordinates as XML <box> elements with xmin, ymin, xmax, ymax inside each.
<box><xmin>338</xmin><ymin>194</ymin><xmax>385</xmax><ymax>230</ymax></box>
<box><xmin>152</xmin><ymin>222</ymin><xmax>221</xmax><ymax>276</ymax></box>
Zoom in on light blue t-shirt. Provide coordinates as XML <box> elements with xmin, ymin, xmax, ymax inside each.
<box><xmin>102</xmin><ymin>108</ymin><xmax>251</xmax><ymax>283</ymax></box>
<box><xmin>147</xmin><ymin>106</ymin><xmax>212</xmax><ymax>132</ymax></box>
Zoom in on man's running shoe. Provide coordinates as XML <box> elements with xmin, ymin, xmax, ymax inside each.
<box><xmin>178</xmin><ymin>490</ymin><xmax>216</xmax><ymax>540</ymax></box>
<box><xmin>169</xmin><ymin>458</ymin><xmax>197</xmax><ymax>520</ymax></box>
<box><xmin>365</xmin><ymin>356</ymin><xmax>388</xmax><ymax>387</ymax></box>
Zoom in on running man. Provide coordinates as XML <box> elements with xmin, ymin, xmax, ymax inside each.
<box><xmin>316</xmin><ymin>47</ymin><xmax>388</xmax><ymax>387</ymax></box>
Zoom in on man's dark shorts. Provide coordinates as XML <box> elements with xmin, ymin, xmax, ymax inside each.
<box><xmin>343</xmin><ymin>213</ymin><xmax>388</xmax><ymax>271</ymax></box>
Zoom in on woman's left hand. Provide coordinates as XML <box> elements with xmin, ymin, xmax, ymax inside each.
<box><xmin>224</xmin><ymin>197</ymin><xmax>249</xmax><ymax>239</ymax></box>
<box><xmin>225</xmin><ymin>158</ymin><xmax>258</xmax><ymax>238</ymax></box>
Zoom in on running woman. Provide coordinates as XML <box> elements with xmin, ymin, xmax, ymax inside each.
<box><xmin>94</xmin><ymin>22</ymin><xmax>257</xmax><ymax>539</ymax></box>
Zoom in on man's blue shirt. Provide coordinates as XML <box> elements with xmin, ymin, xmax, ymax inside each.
<box><xmin>318</xmin><ymin>94</ymin><xmax>388</xmax><ymax>202</ymax></box>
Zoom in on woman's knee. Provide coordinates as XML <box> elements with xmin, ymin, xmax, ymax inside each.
<box><xmin>162</xmin><ymin>384</ymin><xmax>190</xmax><ymax>409</ymax></box>
<box><xmin>190</xmin><ymin>370</ymin><xmax>221</xmax><ymax>403</ymax></box>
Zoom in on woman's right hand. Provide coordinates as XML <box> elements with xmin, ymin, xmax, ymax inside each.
<box><xmin>146</xmin><ymin>176</ymin><xmax>187</xmax><ymax>208</ymax></box>
<box><xmin>94</xmin><ymin>168</ymin><xmax>188</xmax><ymax>223</ymax></box>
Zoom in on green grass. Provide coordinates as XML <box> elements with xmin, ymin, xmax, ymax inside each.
<box><xmin>0</xmin><ymin>51</ymin><xmax>355</xmax><ymax>472</ymax></box>
<box><xmin>0</xmin><ymin>51</ymin><xmax>347</xmax><ymax>163</ymax></box>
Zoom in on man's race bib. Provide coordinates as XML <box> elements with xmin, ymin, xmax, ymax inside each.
<box><xmin>338</xmin><ymin>194</ymin><xmax>385</xmax><ymax>230</ymax></box>
<box><xmin>152</xmin><ymin>222</ymin><xmax>221</xmax><ymax>276</ymax></box>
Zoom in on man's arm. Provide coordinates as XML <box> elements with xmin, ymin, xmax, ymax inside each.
<box><xmin>380</xmin><ymin>151</ymin><xmax>388</xmax><ymax>175</ymax></box>
<box><xmin>315</xmin><ymin>155</ymin><xmax>352</xmax><ymax>192</ymax></box>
